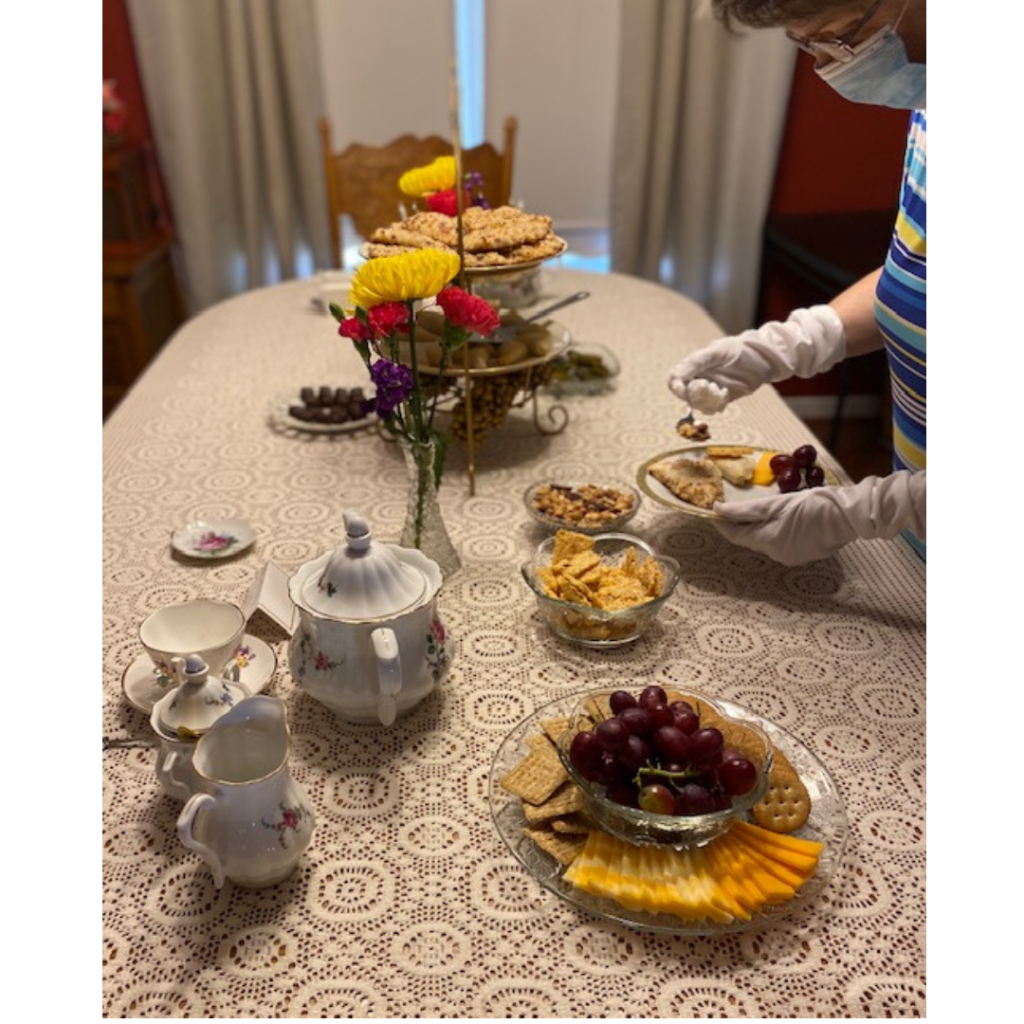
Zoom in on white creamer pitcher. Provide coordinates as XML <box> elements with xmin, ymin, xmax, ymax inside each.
<box><xmin>176</xmin><ymin>695</ymin><xmax>315</xmax><ymax>888</ymax></box>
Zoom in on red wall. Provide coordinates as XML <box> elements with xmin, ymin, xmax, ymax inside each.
<box><xmin>103</xmin><ymin>0</ymin><xmax>173</xmax><ymax>232</ymax></box>
<box><xmin>769</xmin><ymin>52</ymin><xmax>909</xmax><ymax>217</ymax></box>
<box><xmin>759</xmin><ymin>54</ymin><xmax>910</xmax><ymax>402</ymax></box>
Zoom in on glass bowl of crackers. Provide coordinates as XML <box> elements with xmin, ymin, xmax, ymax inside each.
<box><xmin>520</xmin><ymin>529</ymin><xmax>680</xmax><ymax>647</ymax></box>
<box><xmin>523</xmin><ymin>479</ymin><xmax>641</xmax><ymax>534</ymax></box>
<box><xmin>556</xmin><ymin>687</ymin><xmax>773</xmax><ymax>848</ymax></box>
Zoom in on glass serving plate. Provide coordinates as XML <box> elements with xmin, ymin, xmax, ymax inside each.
<box><xmin>540</xmin><ymin>342</ymin><xmax>621</xmax><ymax>397</ymax></box>
<box><xmin>413</xmin><ymin>324</ymin><xmax>571</xmax><ymax>378</ymax></box>
<box><xmin>488</xmin><ymin>693</ymin><xmax>849</xmax><ymax>937</ymax></box>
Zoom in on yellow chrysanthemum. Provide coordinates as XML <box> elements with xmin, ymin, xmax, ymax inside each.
<box><xmin>348</xmin><ymin>249</ymin><xmax>461</xmax><ymax>309</ymax></box>
<box><xmin>398</xmin><ymin>156</ymin><xmax>456</xmax><ymax>197</ymax></box>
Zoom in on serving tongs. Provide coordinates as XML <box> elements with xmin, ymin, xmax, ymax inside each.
<box><xmin>488</xmin><ymin>291</ymin><xmax>590</xmax><ymax>343</ymax></box>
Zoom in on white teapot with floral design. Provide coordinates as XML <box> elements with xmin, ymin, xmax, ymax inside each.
<box><xmin>287</xmin><ymin>511</ymin><xmax>453</xmax><ymax>725</ymax></box>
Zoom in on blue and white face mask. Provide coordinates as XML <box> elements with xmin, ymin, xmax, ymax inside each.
<box><xmin>816</xmin><ymin>24</ymin><xmax>926</xmax><ymax>109</ymax></box>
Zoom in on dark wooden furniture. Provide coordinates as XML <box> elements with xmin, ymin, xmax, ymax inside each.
<box><xmin>103</xmin><ymin>145</ymin><xmax>185</xmax><ymax>419</ymax></box>
<box><xmin>318</xmin><ymin>116</ymin><xmax>518</xmax><ymax>269</ymax></box>
<box><xmin>758</xmin><ymin>208</ymin><xmax>897</xmax><ymax>450</ymax></box>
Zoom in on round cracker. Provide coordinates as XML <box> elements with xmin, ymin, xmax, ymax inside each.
<box><xmin>753</xmin><ymin>750</ymin><xmax>811</xmax><ymax>833</ymax></box>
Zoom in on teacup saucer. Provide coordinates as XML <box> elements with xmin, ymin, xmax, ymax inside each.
<box><xmin>171</xmin><ymin>518</ymin><xmax>256</xmax><ymax>559</ymax></box>
<box><xmin>121</xmin><ymin>634</ymin><xmax>276</xmax><ymax>713</ymax></box>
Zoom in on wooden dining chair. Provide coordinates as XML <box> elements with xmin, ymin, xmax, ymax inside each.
<box><xmin>318</xmin><ymin>115</ymin><xmax>518</xmax><ymax>269</ymax></box>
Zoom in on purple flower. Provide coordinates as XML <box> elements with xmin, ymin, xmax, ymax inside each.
<box><xmin>369</xmin><ymin>360</ymin><xmax>414</xmax><ymax>416</ymax></box>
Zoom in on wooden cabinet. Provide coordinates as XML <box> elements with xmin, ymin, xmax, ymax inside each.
<box><xmin>756</xmin><ymin>209</ymin><xmax>896</xmax><ymax>452</ymax></box>
<box><xmin>102</xmin><ymin>144</ymin><xmax>185</xmax><ymax>419</ymax></box>
<box><xmin>103</xmin><ymin>234</ymin><xmax>186</xmax><ymax>418</ymax></box>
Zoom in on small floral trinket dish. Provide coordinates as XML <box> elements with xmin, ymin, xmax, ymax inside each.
<box><xmin>171</xmin><ymin>518</ymin><xmax>255</xmax><ymax>559</ymax></box>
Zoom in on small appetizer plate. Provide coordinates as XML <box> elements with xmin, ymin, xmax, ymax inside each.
<box><xmin>171</xmin><ymin>518</ymin><xmax>256</xmax><ymax>559</ymax></box>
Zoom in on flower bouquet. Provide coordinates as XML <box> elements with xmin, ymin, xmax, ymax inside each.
<box><xmin>398</xmin><ymin>156</ymin><xmax>489</xmax><ymax>217</ymax></box>
<box><xmin>331</xmin><ymin>247</ymin><xmax>500</xmax><ymax>575</ymax></box>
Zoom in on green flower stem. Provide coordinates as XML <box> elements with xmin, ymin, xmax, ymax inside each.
<box><xmin>405</xmin><ymin>301</ymin><xmax>426</xmax><ymax>440</ymax></box>
<box><xmin>407</xmin><ymin>439</ymin><xmax>432</xmax><ymax>548</ymax></box>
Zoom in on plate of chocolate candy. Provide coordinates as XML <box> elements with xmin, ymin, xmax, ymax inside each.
<box><xmin>270</xmin><ymin>385</ymin><xmax>376</xmax><ymax>434</ymax></box>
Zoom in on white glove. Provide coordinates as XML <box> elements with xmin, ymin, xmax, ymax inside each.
<box><xmin>713</xmin><ymin>471</ymin><xmax>926</xmax><ymax>566</ymax></box>
<box><xmin>667</xmin><ymin>305</ymin><xmax>847</xmax><ymax>413</ymax></box>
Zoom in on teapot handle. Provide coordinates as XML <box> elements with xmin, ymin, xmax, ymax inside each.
<box><xmin>177</xmin><ymin>793</ymin><xmax>226</xmax><ymax>889</ymax></box>
<box><xmin>371</xmin><ymin>627</ymin><xmax>402</xmax><ymax>727</ymax></box>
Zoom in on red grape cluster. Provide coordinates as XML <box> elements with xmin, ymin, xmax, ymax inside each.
<box><xmin>566</xmin><ymin>686</ymin><xmax>759</xmax><ymax>817</ymax></box>
<box><xmin>771</xmin><ymin>444</ymin><xmax>825</xmax><ymax>494</ymax></box>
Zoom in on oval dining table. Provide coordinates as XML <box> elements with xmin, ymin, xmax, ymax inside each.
<box><xmin>102</xmin><ymin>266</ymin><xmax>926</xmax><ymax>1018</ymax></box>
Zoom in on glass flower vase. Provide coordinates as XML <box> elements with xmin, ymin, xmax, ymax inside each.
<box><xmin>399</xmin><ymin>437</ymin><xmax>461</xmax><ymax>577</ymax></box>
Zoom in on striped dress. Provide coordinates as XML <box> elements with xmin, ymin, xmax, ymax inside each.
<box><xmin>875</xmin><ymin>109</ymin><xmax>926</xmax><ymax>557</ymax></box>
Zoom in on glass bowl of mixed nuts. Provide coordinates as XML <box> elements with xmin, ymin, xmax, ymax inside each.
<box><xmin>524</xmin><ymin>479</ymin><xmax>641</xmax><ymax>535</ymax></box>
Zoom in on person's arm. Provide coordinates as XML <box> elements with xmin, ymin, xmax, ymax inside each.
<box><xmin>830</xmin><ymin>267</ymin><xmax>885</xmax><ymax>358</ymax></box>
<box><xmin>667</xmin><ymin>267</ymin><xmax>887</xmax><ymax>412</ymax></box>
<box><xmin>713</xmin><ymin>470</ymin><xmax>925</xmax><ymax>566</ymax></box>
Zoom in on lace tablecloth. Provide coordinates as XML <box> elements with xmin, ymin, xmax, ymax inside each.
<box><xmin>102</xmin><ymin>270</ymin><xmax>925</xmax><ymax>1017</ymax></box>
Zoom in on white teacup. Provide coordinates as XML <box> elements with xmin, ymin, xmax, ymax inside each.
<box><xmin>139</xmin><ymin>599</ymin><xmax>247</xmax><ymax>680</ymax></box>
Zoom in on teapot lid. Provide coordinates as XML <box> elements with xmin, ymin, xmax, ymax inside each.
<box><xmin>302</xmin><ymin>510</ymin><xmax>427</xmax><ymax>619</ymax></box>
<box><xmin>150</xmin><ymin>654</ymin><xmax>250</xmax><ymax>739</ymax></box>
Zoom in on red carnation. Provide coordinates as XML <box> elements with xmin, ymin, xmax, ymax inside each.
<box><xmin>368</xmin><ymin>301</ymin><xmax>410</xmax><ymax>338</ymax></box>
<box><xmin>436</xmin><ymin>287</ymin><xmax>500</xmax><ymax>336</ymax></box>
<box><xmin>425</xmin><ymin>188</ymin><xmax>459</xmax><ymax>216</ymax></box>
<box><xmin>338</xmin><ymin>317</ymin><xmax>372</xmax><ymax>342</ymax></box>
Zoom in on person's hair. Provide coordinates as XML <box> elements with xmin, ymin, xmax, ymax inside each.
<box><xmin>711</xmin><ymin>0</ymin><xmax>859</xmax><ymax>29</ymax></box>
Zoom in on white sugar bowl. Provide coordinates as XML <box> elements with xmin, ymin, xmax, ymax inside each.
<box><xmin>287</xmin><ymin>510</ymin><xmax>453</xmax><ymax>725</ymax></box>
<box><xmin>150</xmin><ymin>654</ymin><xmax>250</xmax><ymax>800</ymax></box>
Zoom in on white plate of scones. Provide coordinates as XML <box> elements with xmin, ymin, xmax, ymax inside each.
<box><xmin>636</xmin><ymin>445</ymin><xmax>837</xmax><ymax>519</ymax></box>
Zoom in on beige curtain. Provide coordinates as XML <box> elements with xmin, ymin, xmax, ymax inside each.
<box><xmin>611</xmin><ymin>0</ymin><xmax>796</xmax><ymax>334</ymax></box>
<box><xmin>127</xmin><ymin>0</ymin><xmax>331</xmax><ymax>313</ymax></box>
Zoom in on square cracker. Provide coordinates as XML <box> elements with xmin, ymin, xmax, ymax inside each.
<box><xmin>707</xmin><ymin>445</ymin><xmax>755</xmax><ymax>458</ymax></box>
<box><xmin>499</xmin><ymin>747</ymin><xmax>568</xmax><ymax>805</ymax></box>
<box><xmin>521</xmin><ymin>782</ymin><xmax>585</xmax><ymax>823</ymax></box>
<box><xmin>594</xmin><ymin>577</ymin><xmax>648</xmax><ymax>610</ymax></box>
<box><xmin>636</xmin><ymin>557</ymin><xmax>664</xmax><ymax>597</ymax></box>
<box><xmin>552</xmin><ymin>529</ymin><xmax>594</xmax><ymax>564</ymax></box>
<box><xmin>566</xmin><ymin>551</ymin><xmax>602</xmax><ymax>577</ymax></box>
<box><xmin>550</xmin><ymin>812</ymin><xmax>593</xmax><ymax>835</ymax></box>
<box><xmin>522</xmin><ymin>826</ymin><xmax>587</xmax><ymax>866</ymax></box>
<box><xmin>540</xmin><ymin>716</ymin><xmax>572</xmax><ymax>746</ymax></box>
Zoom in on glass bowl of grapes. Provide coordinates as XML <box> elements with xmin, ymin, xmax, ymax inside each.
<box><xmin>557</xmin><ymin>685</ymin><xmax>772</xmax><ymax>847</ymax></box>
